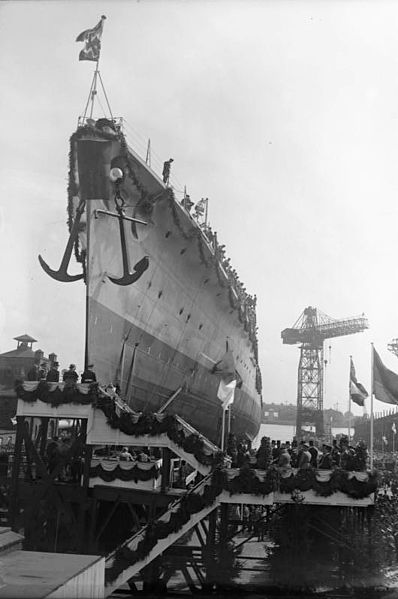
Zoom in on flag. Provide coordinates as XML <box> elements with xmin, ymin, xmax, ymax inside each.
<box><xmin>212</xmin><ymin>349</ymin><xmax>239</xmax><ymax>409</ymax></box>
<box><xmin>373</xmin><ymin>347</ymin><xmax>398</xmax><ymax>405</ymax></box>
<box><xmin>392</xmin><ymin>422</ymin><xmax>396</xmax><ymax>435</ymax></box>
<box><xmin>194</xmin><ymin>198</ymin><xmax>207</xmax><ymax>215</ymax></box>
<box><xmin>350</xmin><ymin>357</ymin><xmax>368</xmax><ymax>407</ymax></box>
<box><xmin>76</xmin><ymin>16</ymin><xmax>106</xmax><ymax>62</ymax></box>
<box><xmin>217</xmin><ymin>379</ymin><xmax>237</xmax><ymax>410</ymax></box>
<box><xmin>382</xmin><ymin>435</ymin><xmax>388</xmax><ymax>445</ymax></box>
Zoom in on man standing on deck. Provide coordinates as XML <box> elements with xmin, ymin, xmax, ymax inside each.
<box><xmin>162</xmin><ymin>158</ymin><xmax>173</xmax><ymax>185</ymax></box>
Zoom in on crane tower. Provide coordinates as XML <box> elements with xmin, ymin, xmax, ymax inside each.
<box><xmin>281</xmin><ymin>307</ymin><xmax>369</xmax><ymax>439</ymax></box>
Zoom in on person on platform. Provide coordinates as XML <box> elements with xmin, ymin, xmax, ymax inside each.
<box><xmin>298</xmin><ymin>442</ymin><xmax>312</xmax><ymax>469</ymax></box>
<box><xmin>308</xmin><ymin>439</ymin><xmax>319</xmax><ymax>468</ymax></box>
<box><xmin>119</xmin><ymin>447</ymin><xmax>134</xmax><ymax>461</ymax></box>
<box><xmin>63</xmin><ymin>364</ymin><xmax>78</xmax><ymax>386</ymax></box>
<box><xmin>81</xmin><ymin>364</ymin><xmax>97</xmax><ymax>384</ymax></box>
<box><xmin>277</xmin><ymin>445</ymin><xmax>292</xmax><ymax>471</ymax></box>
<box><xmin>319</xmin><ymin>444</ymin><xmax>333</xmax><ymax>469</ymax></box>
<box><xmin>27</xmin><ymin>360</ymin><xmax>40</xmax><ymax>381</ymax></box>
<box><xmin>46</xmin><ymin>362</ymin><xmax>60</xmax><ymax>383</ymax></box>
<box><xmin>331</xmin><ymin>440</ymin><xmax>341</xmax><ymax>467</ymax></box>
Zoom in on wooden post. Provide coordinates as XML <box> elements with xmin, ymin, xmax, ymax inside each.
<box><xmin>219</xmin><ymin>503</ymin><xmax>229</xmax><ymax>544</ymax></box>
<box><xmin>161</xmin><ymin>448</ymin><xmax>171</xmax><ymax>492</ymax></box>
<box><xmin>204</xmin><ymin>509</ymin><xmax>217</xmax><ymax>592</ymax></box>
<box><xmin>9</xmin><ymin>417</ymin><xmax>25</xmax><ymax>529</ymax></box>
<box><xmin>39</xmin><ymin>417</ymin><xmax>49</xmax><ymax>458</ymax></box>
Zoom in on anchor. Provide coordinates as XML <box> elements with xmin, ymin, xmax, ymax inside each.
<box><xmin>38</xmin><ymin>198</ymin><xmax>86</xmax><ymax>282</ymax></box>
<box><xmin>108</xmin><ymin>190</ymin><xmax>149</xmax><ymax>286</ymax></box>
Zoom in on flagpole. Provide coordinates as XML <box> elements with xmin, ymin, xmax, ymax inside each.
<box><xmin>89</xmin><ymin>61</ymin><xmax>100</xmax><ymax>120</ymax></box>
<box><xmin>348</xmin><ymin>355</ymin><xmax>352</xmax><ymax>443</ymax></box>
<box><xmin>370</xmin><ymin>343</ymin><xmax>374</xmax><ymax>469</ymax></box>
<box><xmin>221</xmin><ymin>408</ymin><xmax>226</xmax><ymax>451</ymax></box>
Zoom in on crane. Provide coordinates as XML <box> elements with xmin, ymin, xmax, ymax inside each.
<box><xmin>281</xmin><ymin>307</ymin><xmax>369</xmax><ymax>439</ymax></box>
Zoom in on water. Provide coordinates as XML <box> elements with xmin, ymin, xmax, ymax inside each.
<box><xmin>253</xmin><ymin>423</ymin><xmax>352</xmax><ymax>448</ymax></box>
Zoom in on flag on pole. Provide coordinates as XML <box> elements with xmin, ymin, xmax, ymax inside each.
<box><xmin>76</xmin><ymin>16</ymin><xmax>106</xmax><ymax>62</ymax></box>
<box><xmin>373</xmin><ymin>347</ymin><xmax>398</xmax><ymax>405</ymax></box>
<box><xmin>217</xmin><ymin>379</ymin><xmax>237</xmax><ymax>410</ymax></box>
<box><xmin>350</xmin><ymin>357</ymin><xmax>368</xmax><ymax>407</ymax></box>
<box><xmin>212</xmin><ymin>349</ymin><xmax>239</xmax><ymax>409</ymax></box>
<box><xmin>392</xmin><ymin>422</ymin><xmax>396</xmax><ymax>434</ymax></box>
<box><xmin>194</xmin><ymin>198</ymin><xmax>207</xmax><ymax>216</ymax></box>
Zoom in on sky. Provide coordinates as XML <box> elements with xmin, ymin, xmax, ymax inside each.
<box><xmin>1</xmin><ymin>0</ymin><xmax>398</xmax><ymax>416</ymax></box>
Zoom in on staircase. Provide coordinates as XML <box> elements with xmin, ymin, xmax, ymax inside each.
<box><xmin>88</xmin><ymin>405</ymin><xmax>223</xmax><ymax>476</ymax></box>
<box><xmin>104</xmin><ymin>473</ymin><xmax>219</xmax><ymax>596</ymax></box>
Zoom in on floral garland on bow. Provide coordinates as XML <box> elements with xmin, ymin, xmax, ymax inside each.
<box><xmin>98</xmin><ymin>397</ymin><xmax>225</xmax><ymax>469</ymax></box>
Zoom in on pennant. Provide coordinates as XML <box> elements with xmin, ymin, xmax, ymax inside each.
<box><xmin>392</xmin><ymin>422</ymin><xmax>396</xmax><ymax>435</ymax></box>
<box><xmin>350</xmin><ymin>357</ymin><xmax>368</xmax><ymax>407</ymax></box>
<box><xmin>373</xmin><ymin>347</ymin><xmax>398</xmax><ymax>405</ymax></box>
<box><xmin>76</xmin><ymin>16</ymin><xmax>106</xmax><ymax>62</ymax></box>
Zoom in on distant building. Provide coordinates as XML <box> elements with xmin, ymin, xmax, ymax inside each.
<box><xmin>0</xmin><ymin>335</ymin><xmax>58</xmax><ymax>443</ymax></box>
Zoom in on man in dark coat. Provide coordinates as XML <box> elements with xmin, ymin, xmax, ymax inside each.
<box><xmin>81</xmin><ymin>364</ymin><xmax>97</xmax><ymax>384</ymax></box>
<box><xmin>27</xmin><ymin>361</ymin><xmax>40</xmax><ymax>381</ymax></box>
<box><xmin>63</xmin><ymin>364</ymin><xmax>78</xmax><ymax>385</ymax></box>
<box><xmin>46</xmin><ymin>362</ymin><xmax>60</xmax><ymax>382</ymax></box>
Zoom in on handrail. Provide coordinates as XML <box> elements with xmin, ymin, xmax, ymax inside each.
<box><xmin>105</xmin><ymin>470</ymin><xmax>214</xmax><ymax>564</ymax></box>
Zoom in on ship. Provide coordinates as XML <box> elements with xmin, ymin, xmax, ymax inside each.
<box><xmin>39</xmin><ymin>72</ymin><xmax>262</xmax><ymax>447</ymax></box>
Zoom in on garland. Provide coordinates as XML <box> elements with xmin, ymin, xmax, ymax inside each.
<box><xmin>89</xmin><ymin>462</ymin><xmax>160</xmax><ymax>483</ymax></box>
<box><xmin>278</xmin><ymin>468</ymin><xmax>378</xmax><ymax>500</ymax></box>
<box><xmin>105</xmin><ymin>466</ymin><xmax>274</xmax><ymax>584</ymax></box>
<box><xmin>14</xmin><ymin>381</ymin><xmax>97</xmax><ymax>407</ymax></box>
<box><xmin>105</xmin><ymin>480</ymin><xmax>221</xmax><ymax>583</ymax></box>
<box><xmin>211</xmin><ymin>466</ymin><xmax>277</xmax><ymax>496</ymax></box>
<box><xmin>98</xmin><ymin>397</ymin><xmax>225</xmax><ymax>469</ymax></box>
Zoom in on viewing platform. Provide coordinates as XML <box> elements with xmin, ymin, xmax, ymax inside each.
<box><xmin>6</xmin><ymin>381</ymin><xmax>379</xmax><ymax>597</ymax></box>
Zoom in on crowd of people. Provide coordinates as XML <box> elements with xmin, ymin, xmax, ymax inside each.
<box><xmin>227</xmin><ymin>434</ymin><xmax>369</xmax><ymax>472</ymax></box>
<box><xmin>26</xmin><ymin>361</ymin><xmax>97</xmax><ymax>385</ymax></box>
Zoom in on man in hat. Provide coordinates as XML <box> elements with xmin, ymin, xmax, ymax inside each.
<box><xmin>308</xmin><ymin>439</ymin><xmax>319</xmax><ymax>468</ymax></box>
<box><xmin>46</xmin><ymin>361</ymin><xmax>60</xmax><ymax>382</ymax></box>
<box><xmin>63</xmin><ymin>364</ymin><xmax>78</xmax><ymax>386</ymax></box>
<box><xmin>298</xmin><ymin>442</ymin><xmax>312</xmax><ymax>469</ymax></box>
<box><xmin>27</xmin><ymin>359</ymin><xmax>40</xmax><ymax>381</ymax></box>
<box><xmin>81</xmin><ymin>364</ymin><xmax>97</xmax><ymax>384</ymax></box>
<box><xmin>319</xmin><ymin>444</ymin><xmax>333</xmax><ymax>469</ymax></box>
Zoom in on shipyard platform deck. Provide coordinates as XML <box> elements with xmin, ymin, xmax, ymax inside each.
<box><xmin>9</xmin><ymin>383</ymin><xmax>377</xmax><ymax>597</ymax></box>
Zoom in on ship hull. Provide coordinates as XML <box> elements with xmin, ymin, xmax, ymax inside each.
<box><xmin>72</xmin><ymin>129</ymin><xmax>262</xmax><ymax>445</ymax></box>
